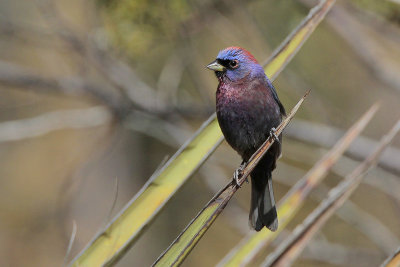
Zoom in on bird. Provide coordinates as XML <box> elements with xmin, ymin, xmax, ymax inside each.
<box><xmin>207</xmin><ymin>47</ymin><xmax>285</xmax><ymax>232</ymax></box>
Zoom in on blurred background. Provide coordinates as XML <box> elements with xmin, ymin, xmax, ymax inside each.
<box><xmin>0</xmin><ymin>0</ymin><xmax>399</xmax><ymax>266</ymax></box>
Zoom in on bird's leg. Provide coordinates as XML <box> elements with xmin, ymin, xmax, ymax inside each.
<box><xmin>270</xmin><ymin>127</ymin><xmax>280</xmax><ymax>144</ymax></box>
<box><xmin>233</xmin><ymin>161</ymin><xmax>247</xmax><ymax>187</ymax></box>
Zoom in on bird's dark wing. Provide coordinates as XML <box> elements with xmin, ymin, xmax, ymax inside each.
<box><xmin>266</xmin><ymin>78</ymin><xmax>286</xmax><ymax>116</ymax></box>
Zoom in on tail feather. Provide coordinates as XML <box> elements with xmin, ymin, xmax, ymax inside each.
<box><xmin>249</xmin><ymin>173</ymin><xmax>278</xmax><ymax>232</ymax></box>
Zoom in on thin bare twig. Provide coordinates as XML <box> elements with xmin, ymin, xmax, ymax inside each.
<box><xmin>0</xmin><ymin>106</ymin><xmax>112</xmax><ymax>143</ymax></box>
<box><xmin>283</xmin><ymin>146</ymin><xmax>400</xmax><ymax>204</ymax></box>
<box><xmin>387</xmin><ymin>0</ymin><xmax>400</xmax><ymax>4</ymax></box>
<box><xmin>381</xmin><ymin>247</ymin><xmax>400</xmax><ymax>267</ymax></box>
<box><xmin>0</xmin><ymin>61</ymin><xmax>128</xmax><ymax>115</ymax></box>
<box><xmin>304</xmin><ymin>239</ymin><xmax>384</xmax><ymax>266</ymax></box>
<box><xmin>286</xmin><ymin>119</ymin><xmax>400</xmax><ymax>175</ymax></box>
<box><xmin>275</xmin><ymin>162</ymin><xmax>400</xmax><ymax>254</ymax></box>
<box><xmin>123</xmin><ymin>111</ymin><xmax>192</xmax><ymax>147</ymax></box>
<box><xmin>103</xmin><ymin>177</ymin><xmax>119</xmax><ymax>230</ymax></box>
<box><xmin>63</xmin><ymin>221</ymin><xmax>77</xmax><ymax>267</ymax></box>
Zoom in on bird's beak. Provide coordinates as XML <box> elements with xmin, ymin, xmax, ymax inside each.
<box><xmin>206</xmin><ymin>60</ymin><xmax>225</xmax><ymax>72</ymax></box>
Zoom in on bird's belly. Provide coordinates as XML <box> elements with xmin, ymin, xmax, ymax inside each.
<box><xmin>216</xmin><ymin>105</ymin><xmax>277</xmax><ymax>160</ymax></box>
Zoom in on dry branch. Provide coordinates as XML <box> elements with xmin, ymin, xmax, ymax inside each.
<box><xmin>0</xmin><ymin>61</ymin><xmax>128</xmax><ymax>115</ymax></box>
<box><xmin>381</xmin><ymin>247</ymin><xmax>400</xmax><ymax>267</ymax></box>
<box><xmin>0</xmin><ymin>106</ymin><xmax>112</xmax><ymax>142</ymax></box>
<box><xmin>302</xmin><ymin>239</ymin><xmax>384</xmax><ymax>266</ymax></box>
<box><xmin>274</xmin><ymin>162</ymin><xmax>400</xmax><ymax>254</ymax></box>
<box><xmin>286</xmin><ymin>119</ymin><xmax>400</xmax><ymax>175</ymax></box>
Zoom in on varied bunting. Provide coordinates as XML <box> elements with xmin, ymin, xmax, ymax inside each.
<box><xmin>207</xmin><ymin>47</ymin><xmax>285</xmax><ymax>231</ymax></box>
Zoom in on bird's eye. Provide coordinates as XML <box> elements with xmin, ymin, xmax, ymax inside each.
<box><xmin>229</xmin><ymin>60</ymin><xmax>239</xmax><ymax>69</ymax></box>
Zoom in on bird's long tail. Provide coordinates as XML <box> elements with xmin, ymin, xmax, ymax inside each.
<box><xmin>249</xmin><ymin>171</ymin><xmax>278</xmax><ymax>232</ymax></box>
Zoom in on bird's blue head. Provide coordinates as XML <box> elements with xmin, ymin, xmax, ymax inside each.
<box><xmin>207</xmin><ymin>47</ymin><xmax>264</xmax><ymax>82</ymax></box>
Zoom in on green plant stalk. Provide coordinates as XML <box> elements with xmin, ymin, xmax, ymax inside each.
<box><xmin>70</xmin><ymin>114</ymin><xmax>223</xmax><ymax>267</ymax></box>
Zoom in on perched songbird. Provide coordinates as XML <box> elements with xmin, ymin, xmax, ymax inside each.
<box><xmin>207</xmin><ymin>47</ymin><xmax>285</xmax><ymax>232</ymax></box>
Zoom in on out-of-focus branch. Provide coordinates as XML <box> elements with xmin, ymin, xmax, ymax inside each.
<box><xmin>263</xmin><ymin>120</ymin><xmax>400</xmax><ymax>267</ymax></box>
<box><xmin>0</xmin><ymin>103</ymin><xmax>194</xmax><ymax>148</ymax></box>
<box><xmin>277</xmin><ymin>229</ymin><xmax>384</xmax><ymax>265</ymax></box>
<box><xmin>303</xmin><ymin>239</ymin><xmax>384</xmax><ymax>266</ymax></box>
<box><xmin>0</xmin><ymin>60</ymin><xmax>202</xmax><ymax>146</ymax></box>
<box><xmin>381</xmin><ymin>247</ymin><xmax>400</xmax><ymax>267</ymax></box>
<box><xmin>387</xmin><ymin>0</ymin><xmax>400</xmax><ymax>4</ymax></box>
<box><xmin>0</xmin><ymin>15</ymin><xmax>60</xmax><ymax>47</ymax></box>
<box><xmin>283</xmin><ymin>144</ymin><xmax>400</xmax><ymax>204</ymax></box>
<box><xmin>123</xmin><ymin>111</ymin><xmax>192</xmax><ymax>147</ymax></box>
<box><xmin>64</xmin><ymin>221</ymin><xmax>77</xmax><ymax>267</ymax></box>
<box><xmin>0</xmin><ymin>61</ymin><xmax>129</xmax><ymax>116</ymax></box>
<box><xmin>0</xmin><ymin>106</ymin><xmax>112</xmax><ymax>142</ymax></box>
<box><xmin>275</xmin><ymin>162</ymin><xmax>400</xmax><ymax>254</ymax></box>
<box><xmin>330</xmin><ymin>158</ymin><xmax>400</xmax><ymax>204</ymax></box>
<box><xmin>286</xmin><ymin>119</ymin><xmax>400</xmax><ymax>175</ymax></box>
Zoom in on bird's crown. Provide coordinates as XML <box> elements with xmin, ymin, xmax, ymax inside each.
<box><xmin>217</xmin><ymin>46</ymin><xmax>258</xmax><ymax>63</ymax></box>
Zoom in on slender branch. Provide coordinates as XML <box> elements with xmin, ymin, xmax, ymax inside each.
<box><xmin>303</xmin><ymin>239</ymin><xmax>384</xmax><ymax>266</ymax></box>
<box><xmin>0</xmin><ymin>106</ymin><xmax>112</xmax><ymax>142</ymax></box>
<box><xmin>0</xmin><ymin>15</ymin><xmax>60</xmax><ymax>47</ymax></box>
<box><xmin>282</xmin><ymin>146</ymin><xmax>400</xmax><ymax>204</ymax></box>
<box><xmin>274</xmin><ymin>162</ymin><xmax>400</xmax><ymax>254</ymax></box>
<box><xmin>0</xmin><ymin>61</ymin><xmax>129</xmax><ymax>115</ymax></box>
<box><xmin>286</xmin><ymin>119</ymin><xmax>400</xmax><ymax>175</ymax></box>
<box><xmin>381</xmin><ymin>247</ymin><xmax>400</xmax><ymax>267</ymax></box>
<box><xmin>387</xmin><ymin>0</ymin><xmax>400</xmax><ymax>4</ymax></box>
<box><xmin>63</xmin><ymin>221</ymin><xmax>77</xmax><ymax>267</ymax></box>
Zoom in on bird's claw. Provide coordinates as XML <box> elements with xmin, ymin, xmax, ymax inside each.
<box><xmin>270</xmin><ymin>127</ymin><xmax>280</xmax><ymax>144</ymax></box>
<box><xmin>233</xmin><ymin>169</ymin><xmax>241</xmax><ymax>187</ymax></box>
<box><xmin>233</xmin><ymin>162</ymin><xmax>246</xmax><ymax>187</ymax></box>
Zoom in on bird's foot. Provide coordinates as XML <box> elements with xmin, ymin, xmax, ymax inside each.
<box><xmin>233</xmin><ymin>169</ymin><xmax>241</xmax><ymax>187</ymax></box>
<box><xmin>233</xmin><ymin>162</ymin><xmax>246</xmax><ymax>187</ymax></box>
<box><xmin>270</xmin><ymin>127</ymin><xmax>280</xmax><ymax>144</ymax></box>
